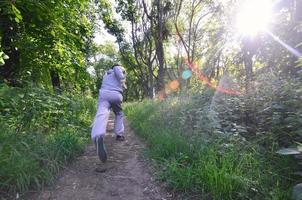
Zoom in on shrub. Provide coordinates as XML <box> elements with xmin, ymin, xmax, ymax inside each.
<box><xmin>125</xmin><ymin>96</ymin><xmax>298</xmax><ymax>199</ymax></box>
<box><xmin>0</xmin><ymin>84</ymin><xmax>95</xmax><ymax>196</ymax></box>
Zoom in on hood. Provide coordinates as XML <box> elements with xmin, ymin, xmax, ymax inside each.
<box><xmin>107</xmin><ymin>69</ymin><xmax>114</xmax><ymax>75</ymax></box>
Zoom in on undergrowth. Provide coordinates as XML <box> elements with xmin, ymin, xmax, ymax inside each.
<box><xmin>125</xmin><ymin>97</ymin><xmax>297</xmax><ymax>200</ymax></box>
<box><xmin>0</xmin><ymin>84</ymin><xmax>95</xmax><ymax>197</ymax></box>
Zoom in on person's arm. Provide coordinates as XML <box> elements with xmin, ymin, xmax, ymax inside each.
<box><xmin>122</xmin><ymin>79</ymin><xmax>127</xmax><ymax>90</ymax></box>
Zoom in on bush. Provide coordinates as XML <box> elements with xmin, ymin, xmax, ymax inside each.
<box><xmin>0</xmin><ymin>84</ymin><xmax>95</xmax><ymax>196</ymax></box>
<box><xmin>125</xmin><ymin>96</ymin><xmax>298</xmax><ymax>200</ymax></box>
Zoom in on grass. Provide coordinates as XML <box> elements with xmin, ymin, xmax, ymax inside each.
<box><xmin>125</xmin><ymin>99</ymin><xmax>296</xmax><ymax>200</ymax></box>
<box><xmin>0</xmin><ymin>84</ymin><xmax>95</xmax><ymax>197</ymax></box>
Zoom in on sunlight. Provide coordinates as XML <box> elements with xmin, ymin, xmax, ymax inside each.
<box><xmin>236</xmin><ymin>0</ymin><xmax>273</xmax><ymax>36</ymax></box>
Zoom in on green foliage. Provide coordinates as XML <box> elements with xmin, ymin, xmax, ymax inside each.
<box><xmin>0</xmin><ymin>51</ymin><xmax>9</xmax><ymax>66</ymax></box>
<box><xmin>0</xmin><ymin>0</ymin><xmax>95</xmax><ymax>91</ymax></box>
<box><xmin>96</xmin><ymin>0</ymin><xmax>124</xmax><ymax>43</ymax></box>
<box><xmin>95</xmin><ymin>0</ymin><xmax>144</xmax><ymax>100</ymax></box>
<box><xmin>125</xmin><ymin>97</ymin><xmax>297</xmax><ymax>200</ymax></box>
<box><xmin>0</xmin><ymin>38</ymin><xmax>8</xmax><ymax>66</ymax></box>
<box><xmin>0</xmin><ymin>84</ymin><xmax>95</xmax><ymax>196</ymax></box>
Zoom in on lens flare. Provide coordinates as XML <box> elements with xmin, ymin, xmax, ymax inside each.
<box><xmin>182</xmin><ymin>70</ymin><xmax>192</xmax><ymax>80</ymax></box>
<box><xmin>266</xmin><ymin>30</ymin><xmax>302</xmax><ymax>58</ymax></box>
<box><xmin>157</xmin><ymin>90</ymin><xmax>167</xmax><ymax>101</ymax></box>
<box><xmin>185</xmin><ymin>60</ymin><xmax>241</xmax><ymax>95</ymax></box>
<box><xmin>169</xmin><ymin>80</ymin><xmax>180</xmax><ymax>91</ymax></box>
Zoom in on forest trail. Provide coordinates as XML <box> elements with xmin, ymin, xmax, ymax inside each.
<box><xmin>27</xmin><ymin>116</ymin><xmax>174</xmax><ymax>200</ymax></box>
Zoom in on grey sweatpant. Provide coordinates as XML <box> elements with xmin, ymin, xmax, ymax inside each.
<box><xmin>91</xmin><ymin>90</ymin><xmax>124</xmax><ymax>140</ymax></box>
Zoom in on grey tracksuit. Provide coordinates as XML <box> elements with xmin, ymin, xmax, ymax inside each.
<box><xmin>91</xmin><ymin>66</ymin><xmax>126</xmax><ymax>140</ymax></box>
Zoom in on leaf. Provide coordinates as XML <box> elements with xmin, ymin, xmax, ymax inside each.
<box><xmin>11</xmin><ymin>4</ymin><xmax>22</xmax><ymax>23</ymax></box>
<box><xmin>3</xmin><ymin>54</ymin><xmax>9</xmax><ymax>60</ymax></box>
<box><xmin>298</xmin><ymin>144</ymin><xmax>302</xmax><ymax>152</ymax></box>
<box><xmin>18</xmin><ymin>94</ymin><xmax>24</xmax><ymax>98</ymax></box>
<box><xmin>277</xmin><ymin>148</ymin><xmax>301</xmax><ymax>155</ymax></box>
<box><xmin>0</xmin><ymin>58</ymin><xmax>5</xmax><ymax>66</ymax></box>
<box><xmin>50</xmin><ymin>30</ymin><xmax>55</xmax><ymax>37</ymax></box>
<box><xmin>14</xmin><ymin>17</ymin><xmax>20</xmax><ymax>23</ymax></box>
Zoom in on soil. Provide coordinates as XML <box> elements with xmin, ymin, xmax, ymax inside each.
<box><xmin>25</xmin><ymin>117</ymin><xmax>175</xmax><ymax>200</ymax></box>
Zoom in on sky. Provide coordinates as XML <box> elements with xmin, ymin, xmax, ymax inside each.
<box><xmin>93</xmin><ymin>0</ymin><xmax>131</xmax><ymax>48</ymax></box>
<box><xmin>93</xmin><ymin>20</ymin><xmax>118</xmax><ymax>46</ymax></box>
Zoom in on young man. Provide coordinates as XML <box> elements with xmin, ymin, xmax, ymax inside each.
<box><xmin>91</xmin><ymin>64</ymin><xmax>126</xmax><ymax>162</ymax></box>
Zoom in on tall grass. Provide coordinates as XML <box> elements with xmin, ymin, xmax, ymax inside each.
<box><xmin>125</xmin><ymin>99</ymin><xmax>296</xmax><ymax>200</ymax></box>
<box><xmin>0</xmin><ymin>84</ymin><xmax>95</xmax><ymax>197</ymax></box>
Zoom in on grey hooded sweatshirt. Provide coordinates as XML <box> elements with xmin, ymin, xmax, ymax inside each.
<box><xmin>100</xmin><ymin>66</ymin><xmax>126</xmax><ymax>93</ymax></box>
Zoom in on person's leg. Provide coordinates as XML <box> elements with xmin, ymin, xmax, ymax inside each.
<box><xmin>91</xmin><ymin>100</ymin><xmax>110</xmax><ymax>140</ymax></box>
<box><xmin>110</xmin><ymin>94</ymin><xmax>125</xmax><ymax>140</ymax></box>
<box><xmin>91</xmin><ymin>98</ymin><xmax>110</xmax><ymax>162</ymax></box>
<box><xmin>113</xmin><ymin>109</ymin><xmax>124</xmax><ymax>136</ymax></box>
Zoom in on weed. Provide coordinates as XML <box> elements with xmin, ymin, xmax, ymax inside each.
<box><xmin>0</xmin><ymin>84</ymin><xmax>95</xmax><ymax>196</ymax></box>
<box><xmin>125</xmin><ymin>99</ymin><xmax>296</xmax><ymax>200</ymax></box>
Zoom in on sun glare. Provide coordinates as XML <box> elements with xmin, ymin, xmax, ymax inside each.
<box><xmin>236</xmin><ymin>0</ymin><xmax>273</xmax><ymax>36</ymax></box>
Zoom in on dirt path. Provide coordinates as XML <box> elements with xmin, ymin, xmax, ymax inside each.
<box><xmin>27</xmin><ymin>117</ymin><xmax>174</xmax><ymax>200</ymax></box>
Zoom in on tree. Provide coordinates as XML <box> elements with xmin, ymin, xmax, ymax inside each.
<box><xmin>0</xmin><ymin>0</ymin><xmax>95</xmax><ymax>92</ymax></box>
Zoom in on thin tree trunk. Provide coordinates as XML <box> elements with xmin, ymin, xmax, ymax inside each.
<box><xmin>50</xmin><ymin>69</ymin><xmax>61</xmax><ymax>93</ymax></box>
<box><xmin>155</xmin><ymin>0</ymin><xmax>165</xmax><ymax>92</ymax></box>
<box><xmin>242</xmin><ymin>38</ymin><xmax>256</xmax><ymax>135</ymax></box>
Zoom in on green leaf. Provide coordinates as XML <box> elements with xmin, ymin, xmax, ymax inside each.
<box><xmin>11</xmin><ymin>4</ymin><xmax>22</xmax><ymax>23</ymax></box>
<box><xmin>50</xmin><ymin>30</ymin><xmax>55</xmax><ymax>37</ymax></box>
<box><xmin>0</xmin><ymin>58</ymin><xmax>5</xmax><ymax>66</ymax></box>
<box><xmin>3</xmin><ymin>54</ymin><xmax>9</xmax><ymax>60</ymax></box>
<box><xmin>15</xmin><ymin>17</ymin><xmax>20</xmax><ymax>23</ymax></box>
<box><xmin>298</xmin><ymin>144</ymin><xmax>302</xmax><ymax>152</ymax></box>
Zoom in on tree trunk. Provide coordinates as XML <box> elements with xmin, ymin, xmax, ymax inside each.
<box><xmin>155</xmin><ymin>0</ymin><xmax>165</xmax><ymax>92</ymax></box>
<box><xmin>242</xmin><ymin>38</ymin><xmax>256</xmax><ymax>135</ymax></box>
<box><xmin>50</xmin><ymin>69</ymin><xmax>61</xmax><ymax>93</ymax></box>
<box><xmin>147</xmin><ymin>63</ymin><xmax>154</xmax><ymax>98</ymax></box>
<box><xmin>242</xmin><ymin>38</ymin><xmax>255</xmax><ymax>93</ymax></box>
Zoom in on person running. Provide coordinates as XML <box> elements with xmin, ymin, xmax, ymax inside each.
<box><xmin>91</xmin><ymin>64</ymin><xmax>126</xmax><ymax>162</ymax></box>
